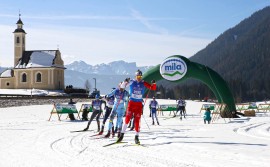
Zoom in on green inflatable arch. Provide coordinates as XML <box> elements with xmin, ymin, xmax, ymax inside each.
<box><xmin>142</xmin><ymin>55</ymin><xmax>236</xmax><ymax>117</ymax></box>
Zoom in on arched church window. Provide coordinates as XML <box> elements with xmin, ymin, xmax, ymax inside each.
<box><xmin>16</xmin><ymin>37</ymin><xmax>20</xmax><ymax>44</ymax></box>
<box><xmin>36</xmin><ymin>73</ymin><xmax>42</xmax><ymax>82</ymax></box>
<box><xmin>22</xmin><ymin>73</ymin><xmax>27</xmax><ymax>82</ymax></box>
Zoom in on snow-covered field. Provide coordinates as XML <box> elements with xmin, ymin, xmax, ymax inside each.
<box><xmin>0</xmin><ymin>99</ymin><xmax>270</xmax><ymax>167</ymax></box>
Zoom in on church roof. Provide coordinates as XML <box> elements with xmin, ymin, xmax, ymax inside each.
<box><xmin>13</xmin><ymin>28</ymin><xmax>26</xmax><ymax>33</ymax></box>
<box><xmin>14</xmin><ymin>50</ymin><xmax>64</xmax><ymax>69</ymax></box>
<box><xmin>16</xmin><ymin>18</ymin><xmax>24</xmax><ymax>25</ymax></box>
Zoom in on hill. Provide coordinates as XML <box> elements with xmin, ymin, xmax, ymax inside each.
<box><xmin>162</xmin><ymin>6</ymin><xmax>270</xmax><ymax>102</ymax></box>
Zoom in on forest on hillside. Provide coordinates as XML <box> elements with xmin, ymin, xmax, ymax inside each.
<box><xmin>157</xmin><ymin>7</ymin><xmax>270</xmax><ymax>102</ymax></box>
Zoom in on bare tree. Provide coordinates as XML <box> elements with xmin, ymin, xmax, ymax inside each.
<box><xmin>85</xmin><ymin>79</ymin><xmax>91</xmax><ymax>93</ymax></box>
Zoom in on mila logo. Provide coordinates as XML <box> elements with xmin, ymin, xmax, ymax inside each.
<box><xmin>160</xmin><ymin>57</ymin><xmax>187</xmax><ymax>81</ymax></box>
<box><xmin>165</xmin><ymin>63</ymin><xmax>182</xmax><ymax>71</ymax></box>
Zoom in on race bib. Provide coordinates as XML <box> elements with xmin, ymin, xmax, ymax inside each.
<box><xmin>151</xmin><ymin>105</ymin><xmax>156</xmax><ymax>108</ymax></box>
<box><xmin>93</xmin><ymin>106</ymin><xmax>101</xmax><ymax>110</ymax></box>
<box><xmin>131</xmin><ymin>94</ymin><xmax>142</xmax><ymax>99</ymax></box>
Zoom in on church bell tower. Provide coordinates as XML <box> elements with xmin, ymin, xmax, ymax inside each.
<box><xmin>13</xmin><ymin>14</ymin><xmax>26</xmax><ymax>67</ymax></box>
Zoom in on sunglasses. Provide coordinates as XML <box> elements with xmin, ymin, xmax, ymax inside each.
<box><xmin>136</xmin><ymin>75</ymin><xmax>142</xmax><ymax>78</ymax></box>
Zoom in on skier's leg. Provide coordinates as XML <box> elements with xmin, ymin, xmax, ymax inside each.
<box><xmin>117</xmin><ymin>102</ymin><xmax>134</xmax><ymax>142</ymax></box>
<box><xmin>104</xmin><ymin>110</ymin><xmax>116</xmax><ymax>137</ymax></box>
<box><xmin>134</xmin><ymin>103</ymin><xmax>142</xmax><ymax>133</ymax></box>
<box><xmin>84</xmin><ymin>110</ymin><xmax>98</xmax><ymax>130</ymax></box>
<box><xmin>96</xmin><ymin>110</ymin><xmax>102</xmax><ymax>132</ymax></box>
<box><xmin>116</xmin><ymin>106</ymin><xmax>125</xmax><ymax>137</ymax></box>
<box><xmin>154</xmin><ymin>109</ymin><xmax>159</xmax><ymax>125</ymax></box>
<box><xmin>100</xmin><ymin>107</ymin><xmax>112</xmax><ymax>133</ymax></box>
<box><xmin>152</xmin><ymin>112</ymin><xmax>155</xmax><ymax>125</ymax></box>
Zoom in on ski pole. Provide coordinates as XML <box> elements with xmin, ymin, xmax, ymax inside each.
<box><xmin>142</xmin><ymin>85</ymin><xmax>153</xmax><ymax>130</ymax></box>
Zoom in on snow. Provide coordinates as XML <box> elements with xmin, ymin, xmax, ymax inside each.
<box><xmin>14</xmin><ymin>51</ymin><xmax>59</xmax><ymax>69</ymax></box>
<box><xmin>0</xmin><ymin>99</ymin><xmax>270</xmax><ymax>167</ymax></box>
<box><xmin>0</xmin><ymin>69</ymin><xmax>12</xmax><ymax>77</ymax></box>
<box><xmin>26</xmin><ymin>51</ymin><xmax>55</xmax><ymax>68</ymax></box>
<box><xmin>0</xmin><ymin>89</ymin><xmax>64</xmax><ymax>96</ymax></box>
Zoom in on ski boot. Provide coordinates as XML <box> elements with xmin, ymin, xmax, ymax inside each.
<box><xmin>97</xmin><ymin>123</ymin><xmax>100</xmax><ymax>132</ymax></box>
<box><xmin>104</xmin><ymin>131</ymin><xmax>110</xmax><ymax>138</ymax></box>
<box><xmin>98</xmin><ymin>126</ymin><xmax>104</xmax><ymax>135</ymax></box>
<box><xmin>114</xmin><ymin>127</ymin><xmax>118</xmax><ymax>133</ymax></box>
<box><xmin>116</xmin><ymin>133</ymin><xmax>124</xmax><ymax>143</ymax></box>
<box><xmin>117</xmin><ymin>128</ymin><xmax>121</xmax><ymax>138</ymax></box>
<box><xmin>157</xmin><ymin>122</ymin><xmax>160</xmax><ymax>125</ymax></box>
<box><xmin>111</xmin><ymin>127</ymin><xmax>115</xmax><ymax>137</ymax></box>
<box><xmin>152</xmin><ymin>121</ymin><xmax>154</xmax><ymax>125</ymax></box>
<box><xmin>135</xmin><ymin>135</ymin><xmax>140</xmax><ymax>145</ymax></box>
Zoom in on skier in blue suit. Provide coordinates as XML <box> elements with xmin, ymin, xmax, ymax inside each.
<box><xmin>104</xmin><ymin>82</ymin><xmax>129</xmax><ymax>138</ymax></box>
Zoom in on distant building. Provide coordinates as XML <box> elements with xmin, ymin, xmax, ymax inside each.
<box><xmin>0</xmin><ymin>15</ymin><xmax>65</xmax><ymax>90</ymax></box>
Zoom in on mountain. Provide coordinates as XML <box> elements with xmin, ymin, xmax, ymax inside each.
<box><xmin>163</xmin><ymin>6</ymin><xmax>270</xmax><ymax>102</ymax></box>
<box><xmin>64</xmin><ymin>69</ymin><xmax>133</xmax><ymax>94</ymax></box>
<box><xmin>65</xmin><ymin>60</ymin><xmax>152</xmax><ymax>75</ymax></box>
<box><xmin>64</xmin><ymin>60</ymin><xmax>153</xmax><ymax>94</ymax></box>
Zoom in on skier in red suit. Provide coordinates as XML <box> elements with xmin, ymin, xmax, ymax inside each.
<box><xmin>117</xmin><ymin>69</ymin><xmax>156</xmax><ymax>144</ymax></box>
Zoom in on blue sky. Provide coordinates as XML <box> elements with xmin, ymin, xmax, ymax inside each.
<box><xmin>0</xmin><ymin>0</ymin><xmax>270</xmax><ymax>67</ymax></box>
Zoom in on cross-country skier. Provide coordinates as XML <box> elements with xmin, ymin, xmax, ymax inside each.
<box><xmin>98</xmin><ymin>91</ymin><xmax>115</xmax><ymax>135</ymax></box>
<box><xmin>149</xmin><ymin>96</ymin><xmax>159</xmax><ymax>125</ymax></box>
<box><xmin>104</xmin><ymin>82</ymin><xmax>129</xmax><ymax>138</ymax></box>
<box><xmin>83</xmin><ymin>94</ymin><xmax>106</xmax><ymax>132</ymax></box>
<box><xmin>117</xmin><ymin>69</ymin><xmax>156</xmax><ymax>144</ymax></box>
<box><xmin>175</xmin><ymin>97</ymin><xmax>186</xmax><ymax>120</ymax></box>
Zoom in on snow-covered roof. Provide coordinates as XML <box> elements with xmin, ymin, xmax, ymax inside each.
<box><xmin>15</xmin><ymin>50</ymin><xmax>64</xmax><ymax>69</ymax></box>
<box><xmin>0</xmin><ymin>69</ymin><xmax>13</xmax><ymax>78</ymax></box>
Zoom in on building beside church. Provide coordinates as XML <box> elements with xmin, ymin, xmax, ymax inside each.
<box><xmin>0</xmin><ymin>16</ymin><xmax>65</xmax><ymax>90</ymax></box>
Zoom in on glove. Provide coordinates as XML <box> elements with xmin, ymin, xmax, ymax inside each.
<box><xmin>125</xmin><ymin>77</ymin><xmax>130</xmax><ymax>82</ymax></box>
<box><xmin>151</xmin><ymin>80</ymin><xmax>156</xmax><ymax>83</ymax></box>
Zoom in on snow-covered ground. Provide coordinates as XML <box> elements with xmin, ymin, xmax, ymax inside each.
<box><xmin>0</xmin><ymin>89</ymin><xmax>64</xmax><ymax>96</ymax></box>
<box><xmin>0</xmin><ymin>99</ymin><xmax>269</xmax><ymax>167</ymax></box>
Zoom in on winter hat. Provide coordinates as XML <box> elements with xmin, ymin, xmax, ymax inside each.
<box><xmin>120</xmin><ymin>82</ymin><xmax>126</xmax><ymax>89</ymax></box>
<box><xmin>135</xmin><ymin>69</ymin><xmax>142</xmax><ymax>76</ymax></box>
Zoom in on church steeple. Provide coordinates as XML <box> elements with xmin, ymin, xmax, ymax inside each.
<box><xmin>13</xmin><ymin>13</ymin><xmax>26</xmax><ymax>67</ymax></box>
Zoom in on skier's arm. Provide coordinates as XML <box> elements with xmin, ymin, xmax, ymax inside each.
<box><xmin>143</xmin><ymin>80</ymin><xmax>156</xmax><ymax>90</ymax></box>
<box><xmin>124</xmin><ymin>78</ymin><xmax>132</xmax><ymax>87</ymax></box>
<box><xmin>123</xmin><ymin>91</ymin><xmax>129</xmax><ymax>102</ymax></box>
<box><xmin>106</xmin><ymin>89</ymin><xmax>116</xmax><ymax>98</ymax></box>
<box><xmin>102</xmin><ymin>100</ymin><xmax>107</xmax><ymax>107</ymax></box>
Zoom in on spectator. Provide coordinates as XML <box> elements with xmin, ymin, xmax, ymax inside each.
<box><xmin>204</xmin><ymin>108</ymin><xmax>212</xmax><ymax>124</ymax></box>
<box><xmin>68</xmin><ymin>99</ymin><xmax>76</xmax><ymax>121</ymax></box>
